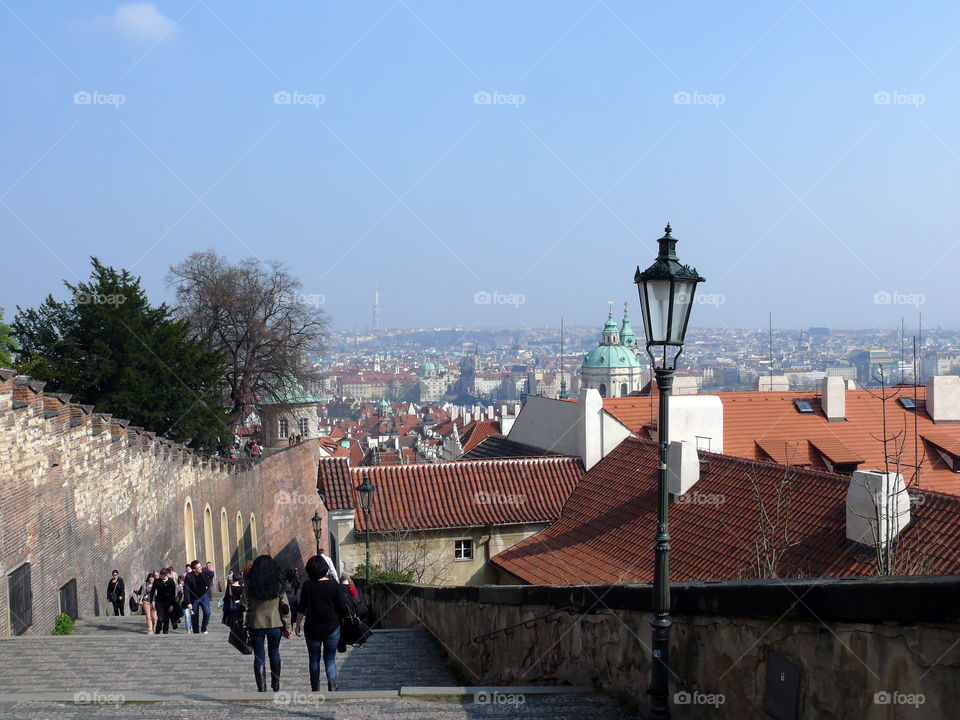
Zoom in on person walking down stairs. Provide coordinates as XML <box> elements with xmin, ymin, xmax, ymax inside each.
<box><xmin>242</xmin><ymin>555</ymin><xmax>292</xmax><ymax>692</ymax></box>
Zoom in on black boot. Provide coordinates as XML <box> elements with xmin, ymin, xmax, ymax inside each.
<box><xmin>254</xmin><ymin>665</ymin><xmax>265</xmax><ymax>692</ymax></box>
<box><xmin>327</xmin><ymin>679</ymin><xmax>338</xmax><ymax>692</ymax></box>
<box><xmin>311</xmin><ymin>680</ymin><xmax>320</xmax><ymax>692</ymax></box>
<box><xmin>270</xmin><ymin>658</ymin><xmax>281</xmax><ymax>692</ymax></box>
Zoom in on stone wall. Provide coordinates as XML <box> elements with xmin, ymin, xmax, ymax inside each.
<box><xmin>369</xmin><ymin>576</ymin><xmax>960</xmax><ymax>720</ymax></box>
<box><xmin>0</xmin><ymin>371</ymin><xmax>325</xmax><ymax>636</ymax></box>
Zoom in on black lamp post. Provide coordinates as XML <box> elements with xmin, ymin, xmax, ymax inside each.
<box><xmin>634</xmin><ymin>223</ymin><xmax>705</xmax><ymax>720</ymax></box>
<box><xmin>356</xmin><ymin>473</ymin><xmax>376</xmax><ymax>608</ymax></box>
<box><xmin>311</xmin><ymin>510</ymin><xmax>322</xmax><ymax>557</ymax></box>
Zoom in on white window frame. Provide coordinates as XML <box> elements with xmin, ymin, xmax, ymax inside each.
<box><xmin>298</xmin><ymin>418</ymin><xmax>309</xmax><ymax>437</ymax></box>
<box><xmin>278</xmin><ymin>418</ymin><xmax>289</xmax><ymax>439</ymax></box>
<box><xmin>454</xmin><ymin>538</ymin><xmax>474</xmax><ymax>561</ymax></box>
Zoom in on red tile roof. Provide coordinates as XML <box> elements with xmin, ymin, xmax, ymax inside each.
<box><xmin>492</xmin><ymin>437</ymin><xmax>960</xmax><ymax>585</ymax></box>
<box><xmin>601</xmin><ymin>386</ymin><xmax>960</xmax><ymax>495</ymax></box>
<box><xmin>323</xmin><ymin>458</ymin><xmax>584</xmax><ymax>532</ymax></box>
<box><xmin>459</xmin><ymin>419</ymin><xmax>501</xmax><ymax>454</ymax></box>
<box><xmin>317</xmin><ymin>457</ymin><xmax>353</xmax><ymax>511</ymax></box>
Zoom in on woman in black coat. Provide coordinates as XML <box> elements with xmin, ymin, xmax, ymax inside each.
<box><xmin>295</xmin><ymin>555</ymin><xmax>348</xmax><ymax>692</ymax></box>
<box><xmin>151</xmin><ymin>569</ymin><xmax>178</xmax><ymax>634</ymax></box>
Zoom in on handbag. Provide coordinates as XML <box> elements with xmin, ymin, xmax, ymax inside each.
<box><xmin>129</xmin><ymin>595</ymin><xmax>139</xmax><ymax>613</ymax></box>
<box><xmin>227</xmin><ymin>612</ymin><xmax>253</xmax><ymax>655</ymax></box>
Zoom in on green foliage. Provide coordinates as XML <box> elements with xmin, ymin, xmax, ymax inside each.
<box><xmin>353</xmin><ymin>563</ymin><xmax>415</xmax><ymax>586</ymax></box>
<box><xmin>0</xmin><ymin>308</ymin><xmax>14</xmax><ymax>368</ymax></box>
<box><xmin>12</xmin><ymin>258</ymin><xmax>230</xmax><ymax>447</ymax></box>
<box><xmin>52</xmin><ymin>613</ymin><xmax>74</xmax><ymax>635</ymax></box>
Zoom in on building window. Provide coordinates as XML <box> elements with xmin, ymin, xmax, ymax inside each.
<box><xmin>598</xmin><ymin>383</ymin><xmax>606</xmax><ymax>398</ymax></box>
<box><xmin>298</xmin><ymin>418</ymin><xmax>309</xmax><ymax>437</ymax></box>
<box><xmin>620</xmin><ymin>383</ymin><xmax>628</xmax><ymax>397</ymax></box>
<box><xmin>278</xmin><ymin>418</ymin><xmax>289</xmax><ymax>439</ymax></box>
<box><xmin>454</xmin><ymin>539</ymin><xmax>473</xmax><ymax>561</ymax></box>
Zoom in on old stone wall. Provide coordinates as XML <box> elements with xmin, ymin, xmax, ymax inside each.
<box><xmin>0</xmin><ymin>371</ymin><xmax>325</xmax><ymax>636</ymax></box>
<box><xmin>369</xmin><ymin>577</ymin><xmax>960</xmax><ymax>720</ymax></box>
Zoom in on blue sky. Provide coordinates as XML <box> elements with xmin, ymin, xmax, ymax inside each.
<box><xmin>1</xmin><ymin>1</ymin><xmax>958</xmax><ymax>332</ymax></box>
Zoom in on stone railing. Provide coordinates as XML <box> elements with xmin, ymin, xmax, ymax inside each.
<box><xmin>367</xmin><ymin>576</ymin><xmax>960</xmax><ymax>719</ymax></box>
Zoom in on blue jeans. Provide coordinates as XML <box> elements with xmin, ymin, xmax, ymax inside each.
<box><xmin>306</xmin><ymin>627</ymin><xmax>340</xmax><ymax>686</ymax></box>
<box><xmin>249</xmin><ymin>627</ymin><xmax>282</xmax><ymax>669</ymax></box>
<box><xmin>192</xmin><ymin>595</ymin><xmax>210</xmax><ymax>633</ymax></box>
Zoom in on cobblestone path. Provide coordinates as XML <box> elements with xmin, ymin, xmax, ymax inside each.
<box><xmin>0</xmin><ymin>610</ymin><xmax>637</xmax><ymax>719</ymax></box>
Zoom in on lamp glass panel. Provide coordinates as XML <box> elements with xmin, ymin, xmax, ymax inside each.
<box><xmin>669</xmin><ymin>280</ymin><xmax>695</xmax><ymax>342</ymax></box>
<box><xmin>643</xmin><ymin>279</ymin><xmax>672</xmax><ymax>343</ymax></box>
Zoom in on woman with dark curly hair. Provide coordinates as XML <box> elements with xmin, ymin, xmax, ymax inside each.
<box><xmin>242</xmin><ymin>555</ymin><xmax>292</xmax><ymax>691</ymax></box>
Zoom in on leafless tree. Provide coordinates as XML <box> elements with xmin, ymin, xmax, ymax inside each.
<box><xmin>849</xmin><ymin>367</ymin><xmax>929</xmax><ymax>576</ymax></box>
<box><xmin>167</xmin><ymin>252</ymin><xmax>328</xmax><ymax>427</ymax></box>
<box><xmin>744</xmin><ymin>448</ymin><xmax>802</xmax><ymax>579</ymax></box>
<box><xmin>373</xmin><ymin>526</ymin><xmax>451</xmax><ymax>585</ymax></box>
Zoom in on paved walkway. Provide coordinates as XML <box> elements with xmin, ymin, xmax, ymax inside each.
<box><xmin>0</xmin><ymin>610</ymin><xmax>637</xmax><ymax>719</ymax></box>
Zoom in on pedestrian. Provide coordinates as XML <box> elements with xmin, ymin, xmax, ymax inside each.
<box><xmin>284</xmin><ymin>568</ymin><xmax>301</xmax><ymax>610</ymax></box>
<box><xmin>317</xmin><ymin>548</ymin><xmax>339</xmax><ymax>581</ymax></box>
<box><xmin>203</xmin><ymin>561</ymin><xmax>217</xmax><ymax>593</ymax></box>
<box><xmin>251</xmin><ymin>441</ymin><xmax>262</xmax><ymax>460</ymax></box>
<box><xmin>242</xmin><ymin>555</ymin><xmax>292</xmax><ymax>692</ymax></box>
<box><xmin>152</xmin><ymin>568</ymin><xmax>177</xmax><ymax>635</ymax></box>
<box><xmin>140</xmin><ymin>573</ymin><xmax>156</xmax><ymax>634</ymax></box>
<box><xmin>184</xmin><ymin>560</ymin><xmax>212</xmax><ymax>634</ymax></box>
<box><xmin>107</xmin><ymin>570</ymin><xmax>125</xmax><ymax>616</ymax></box>
<box><xmin>168</xmin><ymin>566</ymin><xmax>178</xmax><ymax>584</ymax></box>
<box><xmin>222</xmin><ymin>571</ymin><xmax>243</xmax><ymax>623</ymax></box>
<box><xmin>176</xmin><ymin>572</ymin><xmax>190</xmax><ymax>632</ymax></box>
<box><xmin>340</xmin><ymin>573</ymin><xmax>359</xmax><ymax>601</ymax></box>
<box><xmin>295</xmin><ymin>555</ymin><xmax>348</xmax><ymax>692</ymax></box>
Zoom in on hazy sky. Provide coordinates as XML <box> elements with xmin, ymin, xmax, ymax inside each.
<box><xmin>1</xmin><ymin>2</ymin><xmax>957</xmax><ymax>332</ymax></box>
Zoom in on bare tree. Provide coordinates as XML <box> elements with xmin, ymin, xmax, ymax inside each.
<box><xmin>373</xmin><ymin>527</ymin><xmax>451</xmax><ymax>585</ymax></box>
<box><xmin>167</xmin><ymin>252</ymin><xmax>328</xmax><ymax>427</ymax></box>
<box><xmin>744</xmin><ymin>448</ymin><xmax>802</xmax><ymax>579</ymax></box>
<box><xmin>848</xmin><ymin>367</ymin><xmax>929</xmax><ymax>576</ymax></box>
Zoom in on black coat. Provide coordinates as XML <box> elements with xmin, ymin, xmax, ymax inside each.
<box><xmin>107</xmin><ymin>578</ymin><xmax>125</xmax><ymax>601</ymax></box>
<box><xmin>337</xmin><ymin>584</ymin><xmax>370</xmax><ymax>651</ymax></box>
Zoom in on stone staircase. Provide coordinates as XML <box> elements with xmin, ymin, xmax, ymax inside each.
<box><xmin>0</xmin><ymin>612</ymin><xmax>636</xmax><ymax>718</ymax></box>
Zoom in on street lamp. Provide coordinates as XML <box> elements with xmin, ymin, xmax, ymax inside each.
<box><xmin>356</xmin><ymin>473</ymin><xmax>376</xmax><ymax>609</ymax></box>
<box><xmin>634</xmin><ymin>222</ymin><xmax>705</xmax><ymax>720</ymax></box>
<box><xmin>311</xmin><ymin>510</ymin><xmax>323</xmax><ymax>557</ymax></box>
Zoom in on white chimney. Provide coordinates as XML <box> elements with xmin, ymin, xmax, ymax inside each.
<box><xmin>486</xmin><ymin>405</ymin><xmax>495</xmax><ymax>420</ymax></box>
<box><xmin>821</xmin><ymin>376</ymin><xmax>846</xmax><ymax>421</ymax></box>
<box><xmin>500</xmin><ymin>416</ymin><xmax>516</xmax><ymax>436</ymax></box>
<box><xmin>668</xmin><ymin>441</ymin><xmax>700</xmax><ymax>496</ymax></box>
<box><xmin>926</xmin><ymin>376</ymin><xmax>960</xmax><ymax>423</ymax></box>
<box><xmin>463</xmin><ymin>411</ymin><xmax>472</xmax><ymax>424</ymax></box>
<box><xmin>450</xmin><ymin>406</ymin><xmax>459</xmax><ymax>420</ymax></box>
<box><xmin>845</xmin><ymin>470</ymin><xmax>910</xmax><ymax>547</ymax></box>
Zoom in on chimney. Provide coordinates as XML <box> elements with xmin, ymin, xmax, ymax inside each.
<box><xmin>926</xmin><ymin>376</ymin><xmax>960</xmax><ymax>423</ymax></box>
<box><xmin>845</xmin><ymin>470</ymin><xmax>910</xmax><ymax>547</ymax></box>
<box><xmin>450</xmin><ymin>406</ymin><xmax>459</xmax><ymax>420</ymax></box>
<box><xmin>821</xmin><ymin>376</ymin><xmax>846</xmax><ymax>421</ymax></box>
<box><xmin>668</xmin><ymin>441</ymin><xmax>700</xmax><ymax>496</ymax></box>
<box><xmin>486</xmin><ymin>405</ymin><xmax>494</xmax><ymax>420</ymax></box>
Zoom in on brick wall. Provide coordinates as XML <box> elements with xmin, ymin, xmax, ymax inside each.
<box><xmin>0</xmin><ymin>371</ymin><xmax>326</xmax><ymax>636</ymax></box>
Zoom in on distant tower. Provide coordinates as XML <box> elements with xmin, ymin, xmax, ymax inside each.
<box><xmin>558</xmin><ymin>318</ymin><xmax>568</xmax><ymax>399</ymax></box>
<box><xmin>373</xmin><ymin>288</ymin><xmax>380</xmax><ymax>332</ymax></box>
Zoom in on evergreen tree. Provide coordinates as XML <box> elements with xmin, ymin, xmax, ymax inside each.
<box><xmin>13</xmin><ymin>258</ymin><xmax>229</xmax><ymax>448</ymax></box>
<box><xmin>0</xmin><ymin>308</ymin><xmax>14</xmax><ymax>368</ymax></box>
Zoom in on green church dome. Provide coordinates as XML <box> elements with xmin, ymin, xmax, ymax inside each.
<box><xmin>582</xmin><ymin>345</ymin><xmax>641</xmax><ymax>369</ymax></box>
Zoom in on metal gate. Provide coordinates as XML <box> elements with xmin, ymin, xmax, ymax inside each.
<box><xmin>59</xmin><ymin>578</ymin><xmax>78</xmax><ymax>620</ymax></box>
<box><xmin>7</xmin><ymin>564</ymin><xmax>32</xmax><ymax>636</ymax></box>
